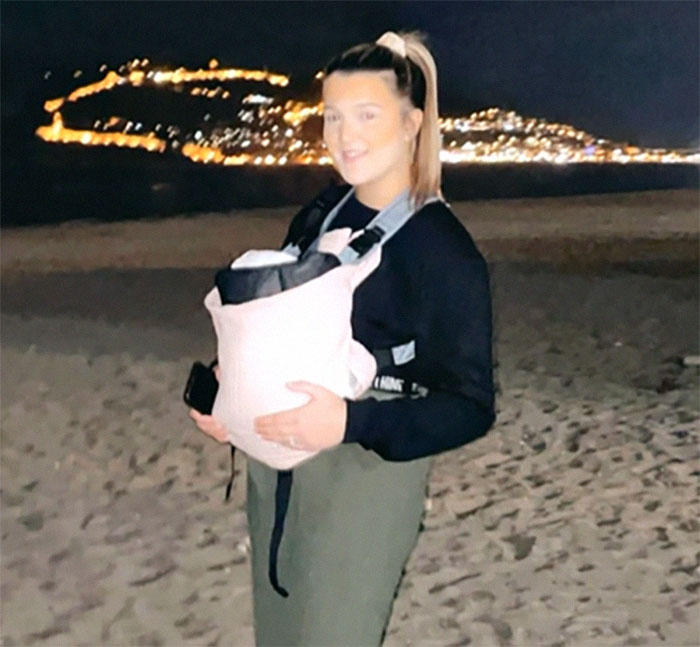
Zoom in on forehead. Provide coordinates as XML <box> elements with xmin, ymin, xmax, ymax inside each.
<box><xmin>322</xmin><ymin>71</ymin><xmax>394</xmax><ymax>109</ymax></box>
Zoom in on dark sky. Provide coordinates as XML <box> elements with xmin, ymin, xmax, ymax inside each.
<box><xmin>2</xmin><ymin>0</ymin><xmax>698</xmax><ymax>148</ymax></box>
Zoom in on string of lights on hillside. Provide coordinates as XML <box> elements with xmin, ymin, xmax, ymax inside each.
<box><xmin>36</xmin><ymin>58</ymin><xmax>700</xmax><ymax>166</ymax></box>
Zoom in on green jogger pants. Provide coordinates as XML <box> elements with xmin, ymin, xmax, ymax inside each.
<box><xmin>245</xmin><ymin>388</ymin><xmax>434</xmax><ymax>647</ymax></box>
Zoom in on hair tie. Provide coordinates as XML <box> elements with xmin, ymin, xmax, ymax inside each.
<box><xmin>376</xmin><ymin>31</ymin><xmax>407</xmax><ymax>58</ymax></box>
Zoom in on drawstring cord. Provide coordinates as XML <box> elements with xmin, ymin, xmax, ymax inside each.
<box><xmin>222</xmin><ymin>444</ymin><xmax>292</xmax><ymax>598</ymax></box>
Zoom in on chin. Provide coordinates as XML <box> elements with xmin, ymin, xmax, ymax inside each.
<box><xmin>338</xmin><ymin>165</ymin><xmax>385</xmax><ymax>188</ymax></box>
<box><xmin>336</xmin><ymin>167</ymin><xmax>367</xmax><ymax>185</ymax></box>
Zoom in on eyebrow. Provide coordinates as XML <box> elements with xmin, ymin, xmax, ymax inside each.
<box><xmin>323</xmin><ymin>102</ymin><xmax>382</xmax><ymax>110</ymax></box>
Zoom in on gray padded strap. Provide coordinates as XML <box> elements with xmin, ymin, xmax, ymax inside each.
<box><xmin>309</xmin><ymin>186</ymin><xmax>442</xmax><ymax>265</ymax></box>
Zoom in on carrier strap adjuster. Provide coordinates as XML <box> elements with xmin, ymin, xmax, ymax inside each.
<box><xmin>348</xmin><ymin>225</ymin><xmax>385</xmax><ymax>255</ymax></box>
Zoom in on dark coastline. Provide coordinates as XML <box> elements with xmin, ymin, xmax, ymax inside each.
<box><xmin>2</xmin><ymin>141</ymin><xmax>698</xmax><ymax>228</ymax></box>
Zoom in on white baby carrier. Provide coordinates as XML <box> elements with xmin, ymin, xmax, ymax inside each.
<box><xmin>202</xmin><ymin>184</ymin><xmax>440</xmax><ymax>596</ymax></box>
<box><xmin>204</xmin><ymin>226</ymin><xmax>380</xmax><ymax>470</ymax></box>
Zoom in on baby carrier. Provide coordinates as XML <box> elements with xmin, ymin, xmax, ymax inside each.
<box><xmin>204</xmin><ymin>182</ymin><xmax>440</xmax><ymax>596</ymax></box>
<box><xmin>205</xmin><ymin>226</ymin><xmax>380</xmax><ymax>471</ymax></box>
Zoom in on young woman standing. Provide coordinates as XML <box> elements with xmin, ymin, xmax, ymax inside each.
<box><xmin>190</xmin><ymin>29</ymin><xmax>496</xmax><ymax>646</ymax></box>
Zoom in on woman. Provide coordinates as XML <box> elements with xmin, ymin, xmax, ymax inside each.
<box><xmin>190</xmin><ymin>29</ymin><xmax>496</xmax><ymax>646</ymax></box>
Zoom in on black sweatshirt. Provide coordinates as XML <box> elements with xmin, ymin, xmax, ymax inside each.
<box><xmin>281</xmin><ymin>187</ymin><xmax>496</xmax><ymax>462</ymax></box>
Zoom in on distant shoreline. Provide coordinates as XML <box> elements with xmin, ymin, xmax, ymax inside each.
<box><xmin>2</xmin><ymin>145</ymin><xmax>698</xmax><ymax>227</ymax></box>
<box><xmin>1</xmin><ymin>188</ymin><xmax>697</xmax><ymax>277</ymax></box>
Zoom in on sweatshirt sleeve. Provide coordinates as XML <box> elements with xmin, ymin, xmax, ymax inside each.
<box><xmin>342</xmin><ymin>212</ymin><xmax>496</xmax><ymax>462</ymax></box>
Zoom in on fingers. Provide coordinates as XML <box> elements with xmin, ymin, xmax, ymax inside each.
<box><xmin>257</xmin><ymin>434</ymin><xmax>295</xmax><ymax>449</ymax></box>
<box><xmin>189</xmin><ymin>408</ymin><xmax>228</xmax><ymax>443</ymax></box>
<box><xmin>255</xmin><ymin>413</ymin><xmax>297</xmax><ymax>430</ymax></box>
<box><xmin>254</xmin><ymin>416</ymin><xmax>301</xmax><ymax>448</ymax></box>
<box><xmin>256</xmin><ymin>427</ymin><xmax>297</xmax><ymax>448</ymax></box>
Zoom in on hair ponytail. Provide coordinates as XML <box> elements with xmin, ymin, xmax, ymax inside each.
<box><xmin>399</xmin><ymin>30</ymin><xmax>444</xmax><ymax>208</ymax></box>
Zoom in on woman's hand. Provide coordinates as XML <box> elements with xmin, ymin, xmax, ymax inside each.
<box><xmin>188</xmin><ymin>363</ymin><xmax>228</xmax><ymax>443</ymax></box>
<box><xmin>254</xmin><ymin>381</ymin><xmax>347</xmax><ymax>452</ymax></box>
<box><xmin>189</xmin><ymin>408</ymin><xmax>228</xmax><ymax>443</ymax></box>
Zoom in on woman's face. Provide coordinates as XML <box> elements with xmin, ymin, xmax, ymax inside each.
<box><xmin>322</xmin><ymin>71</ymin><xmax>421</xmax><ymax>191</ymax></box>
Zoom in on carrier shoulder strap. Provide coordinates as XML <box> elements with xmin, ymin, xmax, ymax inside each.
<box><xmin>307</xmin><ymin>185</ymin><xmax>443</xmax><ymax>264</ymax></box>
<box><xmin>282</xmin><ymin>181</ymin><xmax>353</xmax><ymax>256</ymax></box>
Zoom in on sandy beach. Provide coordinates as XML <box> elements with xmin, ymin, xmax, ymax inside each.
<box><xmin>1</xmin><ymin>188</ymin><xmax>698</xmax><ymax>646</ymax></box>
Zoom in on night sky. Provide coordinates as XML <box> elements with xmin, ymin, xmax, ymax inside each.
<box><xmin>2</xmin><ymin>0</ymin><xmax>698</xmax><ymax>150</ymax></box>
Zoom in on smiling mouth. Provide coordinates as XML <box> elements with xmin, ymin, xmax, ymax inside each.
<box><xmin>343</xmin><ymin>151</ymin><xmax>367</xmax><ymax>163</ymax></box>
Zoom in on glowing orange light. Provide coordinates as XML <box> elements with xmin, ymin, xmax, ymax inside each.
<box><xmin>34</xmin><ymin>59</ymin><xmax>699</xmax><ymax>167</ymax></box>
<box><xmin>36</xmin><ymin>112</ymin><xmax>166</xmax><ymax>153</ymax></box>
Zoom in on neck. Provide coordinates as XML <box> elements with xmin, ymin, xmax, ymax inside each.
<box><xmin>354</xmin><ymin>165</ymin><xmax>412</xmax><ymax>211</ymax></box>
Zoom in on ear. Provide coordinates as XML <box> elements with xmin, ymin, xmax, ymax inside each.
<box><xmin>408</xmin><ymin>107</ymin><xmax>423</xmax><ymax>139</ymax></box>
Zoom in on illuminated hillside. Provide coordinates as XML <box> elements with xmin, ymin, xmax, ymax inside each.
<box><xmin>36</xmin><ymin>58</ymin><xmax>700</xmax><ymax>166</ymax></box>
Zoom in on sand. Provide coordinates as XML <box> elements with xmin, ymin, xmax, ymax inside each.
<box><xmin>1</xmin><ymin>188</ymin><xmax>698</xmax><ymax>646</ymax></box>
<box><xmin>2</xmin><ymin>189</ymin><xmax>698</xmax><ymax>274</ymax></box>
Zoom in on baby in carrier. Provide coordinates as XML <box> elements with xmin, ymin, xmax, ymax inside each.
<box><xmin>204</xmin><ymin>225</ymin><xmax>381</xmax><ymax>470</ymax></box>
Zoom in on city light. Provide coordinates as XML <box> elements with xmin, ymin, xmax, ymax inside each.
<box><xmin>35</xmin><ymin>58</ymin><xmax>700</xmax><ymax>166</ymax></box>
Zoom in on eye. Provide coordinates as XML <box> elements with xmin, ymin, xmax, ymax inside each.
<box><xmin>323</xmin><ymin>113</ymin><xmax>338</xmax><ymax>123</ymax></box>
<box><xmin>361</xmin><ymin>111</ymin><xmax>377</xmax><ymax>120</ymax></box>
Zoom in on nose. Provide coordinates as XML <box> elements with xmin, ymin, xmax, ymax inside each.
<box><xmin>338</xmin><ymin>120</ymin><xmax>362</xmax><ymax>148</ymax></box>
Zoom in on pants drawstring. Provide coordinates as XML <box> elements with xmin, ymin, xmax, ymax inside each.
<box><xmin>269</xmin><ymin>470</ymin><xmax>293</xmax><ymax>597</ymax></box>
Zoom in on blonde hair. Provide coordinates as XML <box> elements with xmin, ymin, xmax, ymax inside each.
<box><xmin>321</xmin><ymin>29</ymin><xmax>444</xmax><ymax>209</ymax></box>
